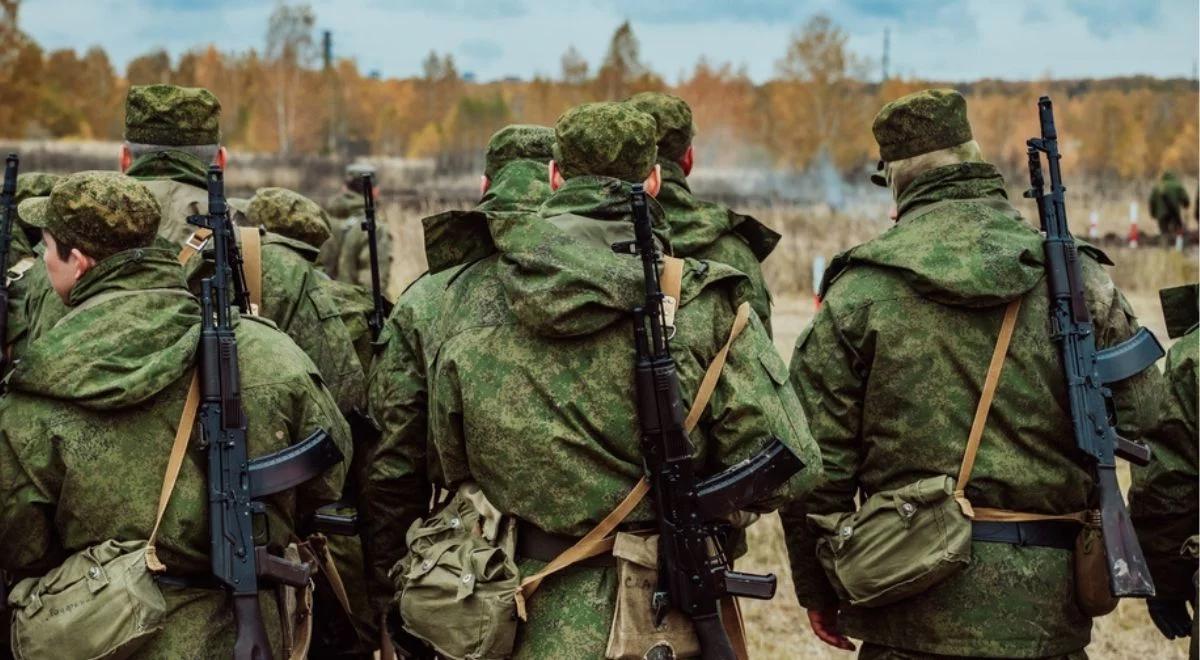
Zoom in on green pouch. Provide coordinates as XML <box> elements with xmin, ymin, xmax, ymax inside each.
<box><xmin>391</xmin><ymin>483</ymin><xmax>519</xmax><ymax>660</ymax></box>
<box><xmin>809</xmin><ymin>475</ymin><xmax>971</xmax><ymax>608</ymax></box>
<box><xmin>8</xmin><ymin>539</ymin><xmax>167</xmax><ymax>660</ymax></box>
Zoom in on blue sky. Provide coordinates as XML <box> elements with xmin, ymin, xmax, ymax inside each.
<box><xmin>17</xmin><ymin>0</ymin><xmax>1200</xmax><ymax>83</ymax></box>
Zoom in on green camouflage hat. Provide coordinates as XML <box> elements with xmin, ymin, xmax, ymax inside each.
<box><xmin>625</xmin><ymin>91</ymin><xmax>695</xmax><ymax>162</ymax></box>
<box><xmin>484</xmin><ymin>124</ymin><xmax>555</xmax><ymax>180</ymax></box>
<box><xmin>15</xmin><ymin>172</ymin><xmax>61</xmax><ymax>205</ymax></box>
<box><xmin>872</xmin><ymin>88</ymin><xmax>973</xmax><ymax>162</ymax></box>
<box><xmin>553</xmin><ymin>102</ymin><xmax>658</xmax><ymax>182</ymax></box>
<box><xmin>247</xmin><ymin>187</ymin><xmax>333</xmax><ymax>249</ymax></box>
<box><xmin>124</xmin><ymin>84</ymin><xmax>221</xmax><ymax>146</ymax></box>
<box><xmin>17</xmin><ymin>171</ymin><xmax>160</xmax><ymax>261</ymax></box>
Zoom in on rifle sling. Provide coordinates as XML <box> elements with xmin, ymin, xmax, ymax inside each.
<box><xmin>178</xmin><ymin>227</ymin><xmax>263</xmax><ymax>312</ymax></box>
<box><xmin>145</xmin><ymin>370</ymin><xmax>201</xmax><ymax>572</ymax></box>
<box><xmin>954</xmin><ymin>298</ymin><xmax>1087</xmax><ymax>524</ymax></box>
<box><xmin>516</xmin><ymin>256</ymin><xmax>753</xmax><ymax>613</ymax></box>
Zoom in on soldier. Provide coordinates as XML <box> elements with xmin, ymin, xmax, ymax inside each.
<box><xmin>1131</xmin><ymin>283</ymin><xmax>1198</xmax><ymax>652</ymax></box>
<box><xmin>1149</xmin><ymin>171</ymin><xmax>1191</xmax><ymax>238</ymax></box>
<box><xmin>4</xmin><ymin>172</ymin><xmax>59</xmax><ymax>359</ymax></box>
<box><xmin>783</xmin><ymin>89</ymin><xmax>1161</xmax><ymax>658</ymax></box>
<box><xmin>362</xmin><ymin>123</ymin><xmax>554</xmax><ymax>624</ymax></box>
<box><xmin>0</xmin><ymin>171</ymin><xmax>350</xmax><ymax>656</ymax></box>
<box><xmin>407</xmin><ymin>101</ymin><xmax>820</xmax><ymax>657</ymax></box>
<box><xmin>321</xmin><ymin>163</ymin><xmax>394</xmax><ymax>291</ymax></box>
<box><xmin>626</xmin><ymin>91</ymin><xmax>779</xmax><ymax>335</ymax></box>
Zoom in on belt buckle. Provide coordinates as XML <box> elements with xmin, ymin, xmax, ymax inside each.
<box><xmin>185</xmin><ymin>231</ymin><xmax>210</xmax><ymax>253</ymax></box>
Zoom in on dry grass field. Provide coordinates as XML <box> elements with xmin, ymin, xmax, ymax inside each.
<box><xmin>377</xmin><ymin>193</ymin><xmax>1197</xmax><ymax>659</ymax></box>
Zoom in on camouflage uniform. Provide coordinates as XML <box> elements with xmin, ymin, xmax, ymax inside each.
<box><xmin>362</xmin><ymin>124</ymin><xmax>555</xmax><ymax>617</ymax></box>
<box><xmin>627</xmin><ymin>92</ymin><xmax>779</xmax><ymax>335</ymax></box>
<box><xmin>782</xmin><ymin>90</ymin><xmax>1162</xmax><ymax>658</ymax></box>
<box><xmin>0</xmin><ymin>172</ymin><xmax>351</xmax><ymax>658</ymax></box>
<box><xmin>1130</xmin><ymin>284</ymin><xmax>1198</xmax><ymax>647</ymax></box>
<box><xmin>1149</xmin><ymin>172</ymin><xmax>1191</xmax><ymax>236</ymax></box>
<box><xmin>247</xmin><ymin>186</ymin><xmax>333</xmax><ymax>249</ymax></box>
<box><xmin>424</xmin><ymin>103</ymin><xmax>821</xmax><ymax>658</ymax></box>
<box><xmin>320</xmin><ymin>163</ymin><xmax>394</xmax><ymax>291</ymax></box>
<box><xmin>4</xmin><ymin>172</ymin><xmax>59</xmax><ymax>358</ymax></box>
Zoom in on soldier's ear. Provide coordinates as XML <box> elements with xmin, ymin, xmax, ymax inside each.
<box><xmin>119</xmin><ymin>144</ymin><xmax>132</xmax><ymax>173</ymax></box>
<box><xmin>480</xmin><ymin>175</ymin><xmax>490</xmax><ymax>197</ymax></box>
<box><xmin>215</xmin><ymin>146</ymin><xmax>228</xmax><ymax>170</ymax></box>
<box><xmin>549</xmin><ymin>161</ymin><xmax>565</xmax><ymax>191</ymax></box>
<box><xmin>70</xmin><ymin>248</ymin><xmax>96</xmax><ymax>281</ymax></box>
<box><xmin>643</xmin><ymin>164</ymin><xmax>662</xmax><ymax>198</ymax></box>
<box><xmin>679</xmin><ymin>145</ymin><xmax>694</xmax><ymax>176</ymax></box>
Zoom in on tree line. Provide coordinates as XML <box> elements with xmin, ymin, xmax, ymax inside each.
<box><xmin>1</xmin><ymin>3</ymin><xmax>1196</xmax><ymax>181</ymax></box>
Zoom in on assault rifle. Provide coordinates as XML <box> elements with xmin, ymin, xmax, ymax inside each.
<box><xmin>190</xmin><ymin>165</ymin><xmax>345</xmax><ymax>659</ymax></box>
<box><xmin>360</xmin><ymin>173</ymin><xmax>385</xmax><ymax>341</ymax></box>
<box><xmin>0</xmin><ymin>154</ymin><xmax>18</xmax><ymax>384</ymax></box>
<box><xmin>1025</xmin><ymin>96</ymin><xmax>1164</xmax><ymax>598</ymax></box>
<box><xmin>619</xmin><ymin>185</ymin><xmax>803</xmax><ymax>660</ymax></box>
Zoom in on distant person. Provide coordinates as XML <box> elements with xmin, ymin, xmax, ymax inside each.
<box><xmin>1149</xmin><ymin>170</ymin><xmax>1191</xmax><ymax>237</ymax></box>
<box><xmin>783</xmin><ymin>88</ymin><xmax>1162</xmax><ymax>659</ymax></box>
<box><xmin>1131</xmin><ymin>283</ymin><xmax>1198</xmax><ymax>652</ymax></box>
<box><xmin>626</xmin><ymin>91</ymin><xmax>780</xmax><ymax>336</ymax></box>
<box><xmin>321</xmin><ymin>163</ymin><xmax>394</xmax><ymax>291</ymax></box>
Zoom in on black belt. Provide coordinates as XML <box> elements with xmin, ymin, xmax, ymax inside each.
<box><xmin>516</xmin><ymin>521</ymin><xmax>619</xmax><ymax>568</ymax></box>
<box><xmin>972</xmin><ymin>520</ymin><xmax>1077</xmax><ymax>550</ymax></box>
<box><xmin>153</xmin><ymin>573</ymin><xmax>223</xmax><ymax>590</ymax></box>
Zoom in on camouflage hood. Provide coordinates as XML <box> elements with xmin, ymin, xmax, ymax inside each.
<box><xmin>826</xmin><ymin>162</ymin><xmax>1044</xmax><ymax>308</ymax></box>
<box><xmin>326</xmin><ymin>190</ymin><xmax>365</xmax><ymax>219</ymax></box>
<box><xmin>9</xmin><ymin>247</ymin><xmax>200</xmax><ymax>410</ymax></box>
<box><xmin>492</xmin><ymin>175</ymin><xmax>677</xmax><ymax>337</ymax></box>
<box><xmin>657</xmin><ymin>160</ymin><xmax>779</xmax><ymax>261</ymax></box>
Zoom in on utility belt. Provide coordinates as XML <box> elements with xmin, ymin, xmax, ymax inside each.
<box><xmin>971</xmin><ymin>519</ymin><xmax>1078</xmax><ymax>551</ymax></box>
<box><xmin>153</xmin><ymin>572</ymin><xmax>222</xmax><ymax>591</ymax></box>
<box><xmin>515</xmin><ymin>520</ymin><xmax>656</xmax><ymax>568</ymax></box>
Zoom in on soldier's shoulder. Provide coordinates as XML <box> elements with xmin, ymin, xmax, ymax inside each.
<box><xmin>235</xmin><ymin>315</ymin><xmax>321</xmax><ymax>386</ymax></box>
<box><xmin>819</xmin><ymin>248</ymin><xmax>908</xmax><ymax>312</ymax></box>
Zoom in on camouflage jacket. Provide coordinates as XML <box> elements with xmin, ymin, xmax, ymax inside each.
<box><xmin>425</xmin><ymin>176</ymin><xmax>821</xmax><ymax>658</ymax></box>
<box><xmin>124</xmin><ymin>149</ymin><xmax>213</xmax><ymax>245</ymax></box>
<box><xmin>782</xmin><ymin>162</ymin><xmax>1162</xmax><ymax>657</ymax></box>
<box><xmin>1149</xmin><ymin>174</ymin><xmax>1191</xmax><ymax>222</ymax></box>
<box><xmin>362</xmin><ymin>157</ymin><xmax>553</xmax><ymax>614</ymax></box>
<box><xmin>4</xmin><ymin>235</ymin><xmax>42</xmax><ymax>358</ymax></box>
<box><xmin>1130</xmin><ymin>288</ymin><xmax>1198</xmax><ymax>601</ymax></box>
<box><xmin>320</xmin><ymin>191</ymin><xmax>394</xmax><ymax>291</ymax></box>
<box><xmin>657</xmin><ymin>160</ymin><xmax>779</xmax><ymax>336</ymax></box>
<box><xmin>0</xmin><ymin>248</ymin><xmax>350</xmax><ymax>657</ymax></box>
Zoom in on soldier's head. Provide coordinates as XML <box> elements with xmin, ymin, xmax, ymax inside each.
<box><xmin>625</xmin><ymin>91</ymin><xmax>696</xmax><ymax>175</ymax></box>
<box><xmin>870</xmin><ymin>88</ymin><xmax>983</xmax><ymax>205</ymax></box>
<box><xmin>119</xmin><ymin>84</ymin><xmax>226</xmax><ymax>173</ymax></box>
<box><xmin>480</xmin><ymin>124</ymin><xmax>555</xmax><ymax>197</ymax></box>
<box><xmin>549</xmin><ymin>102</ymin><xmax>661</xmax><ymax>196</ymax></box>
<box><xmin>18</xmin><ymin>171</ymin><xmax>161</xmax><ymax>302</ymax></box>
<box><xmin>247</xmin><ymin>187</ymin><xmax>332</xmax><ymax>250</ymax></box>
<box><xmin>343</xmin><ymin>162</ymin><xmax>380</xmax><ymax>202</ymax></box>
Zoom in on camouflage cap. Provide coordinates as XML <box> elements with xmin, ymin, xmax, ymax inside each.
<box><xmin>625</xmin><ymin>91</ymin><xmax>695</xmax><ymax>162</ymax></box>
<box><xmin>553</xmin><ymin>102</ymin><xmax>658</xmax><ymax>182</ymax></box>
<box><xmin>124</xmin><ymin>84</ymin><xmax>221</xmax><ymax>146</ymax></box>
<box><xmin>15</xmin><ymin>172</ymin><xmax>61</xmax><ymax>205</ymax></box>
<box><xmin>484</xmin><ymin>124</ymin><xmax>555</xmax><ymax>180</ymax></box>
<box><xmin>872</xmin><ymin>88</ymin><xmax>973</xmax><ymax>162</ymax></box>
<box><xmin>17</xmin><ymin>171</ymin><xmax>160</xmax><ymax>261</ymax></box>
<box><xmin>247</xmin><ymin>187</ymin><xmax>332</xmax><ymax>250</ymax></box>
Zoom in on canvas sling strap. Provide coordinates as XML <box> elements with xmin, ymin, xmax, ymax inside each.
<box><xmin>953</xmin><ymin>298</ymin><xmax>1087</xmax><ymax>525</ymax></box>
<box><xmin>178</xmin><ymin>227</ymin><xmax>263</xmax><ymax>313</ymax></box>
<box><xmin>5</xmin><ymin>256</ymin><xmax>35</xmax><ymax>286</ymax></box>
<box><xmin>144</xmin><ymin>370</ymin><xmax>201</xmax><ymax>573</ymax></box>
<box><xmin>516</xmin><ymin>256</ymin><xmax>754</xmax><ymax>655</ymax></box>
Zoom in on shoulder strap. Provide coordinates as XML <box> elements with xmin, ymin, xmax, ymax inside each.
<box><xmin>145</xmin><ymin>370</ymin><xmax>201</xmax><ymax>572</ymax></box>
<box><xmin>515</xmin><ymin>290</ymin><xmax>755</xmax><ymax>613</ymax></box>
<box><xmin>659</xmin><ymin>256</ymin><xmax>683</xmax><ymax>331</ymax></box>
<box><xmin>178</xmin><ymin>228</ymin><xmax>212</xmax><ymax>265</ymax></box>
<box><xmin>5</xmin><ymin>257</ymin><xmax>36</xmax><ymax>286</ymax></box>
<box><xmin>239</xmin><ymin>227</ymin><xmax>263</xmax><ymax>311</ymax></box>
<box><xmin>953</xmin><ymin>299</ymin><xmax>1021</xmax><ymax>517</ymax></box>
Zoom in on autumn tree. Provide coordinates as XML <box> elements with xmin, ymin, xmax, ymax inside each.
<box><xmin>127</xmin><ymin>49</ymin><xmax>172</xmax><ymax>85</ymax></box>
<box><xmin>265</xmin><ymin>2</ymin><xmax>316</xmax><ymax>154</ymax></box>
<box><xmin>560</xmin><ymin>46</ymin><xmax>588</xmax><ymax>84</ymax></box>
<box><xmin>594</xmin><ymin>21</ymin><xmax>661</xmax><ymax>99</ymax></box>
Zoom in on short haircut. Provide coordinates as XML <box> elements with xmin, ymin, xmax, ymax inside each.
<box><xmin>125</xmin><ymin>141</ymin><xmax>220</xmax><ymax>164</ymax></box>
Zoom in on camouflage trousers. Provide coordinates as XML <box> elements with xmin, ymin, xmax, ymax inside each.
<box><xmin>859</xmin><ymin>643</ymin><xmax>1088</xmax><ymax>660</ymax></box>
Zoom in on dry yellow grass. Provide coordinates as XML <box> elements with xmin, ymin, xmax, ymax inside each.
<box><xmin>379</xmin><ymin>198</ymin><xmax>1196</xmax><ymax>659</ymax></box>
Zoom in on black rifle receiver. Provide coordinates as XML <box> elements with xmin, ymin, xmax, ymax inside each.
<box><xmin>1025</xmin><ymin>96</ymin><xmax>1164</xmax><ymax>598</ymax></box>
<box><xmin>0</xmin><ymin>154</ymin><xmax>18</xmax><ymax>384</ymax></box>
<box><xmin>189</xmin><ymin>165</ymin><xmax>344</xmax><ymax>660</ymax></box>
<box><xmin>360</xmin><ymin>173</ymin><xmax>385</xmax><ymax>341</ymax></box>
<box><xmin>621</xmin><ymin>185</ymin><xmax>803</xmax><ymax>660</ymax></box>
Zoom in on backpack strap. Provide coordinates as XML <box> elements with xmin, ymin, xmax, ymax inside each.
<box><xmin>145</xmin><ymin>370</ymin><xmax>201</xmax><ymax>572</ymax></box>
<box><xmin>515</xmin><ymin>257</ymin><xmax>753</xmax><ymax>615</ymax></box>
